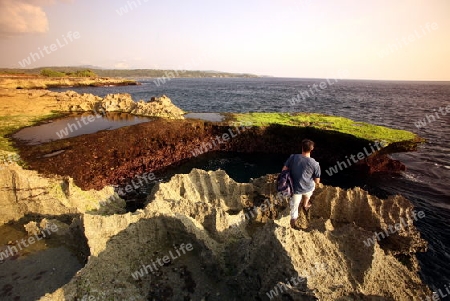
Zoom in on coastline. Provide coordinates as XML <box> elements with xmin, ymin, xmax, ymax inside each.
<box><xmin>0</xmin><ymin>75</ymin><xmax>138</xmax><ymax>90</ymax></box>
<box><xmin>0</xmin><ymin>84</ymin><xmax>432</xmax><ymax>300</ymax></box>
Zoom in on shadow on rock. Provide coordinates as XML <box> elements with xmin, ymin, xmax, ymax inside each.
<box><xmin>0</xmin><ymin>213</ymin><xmax>89</xmax><ymax>301</ymax></box>
<box><xmin>55</xmin><ymin>216</ymin><xmax>317</xmax><ymax>301</ymax></box>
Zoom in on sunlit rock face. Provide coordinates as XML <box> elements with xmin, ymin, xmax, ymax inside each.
<box><xmin>0</xmin><ymin>164</ymin><xmax>125</xmax><ymax>225</ymax></box>
<box><xmin>55</xmin><ymin>92</ymin><xmax>185</xmax><ymax>120</ymax></box>
<box><xmin>34</xmin><ymin>169</ymin><xmax>429</xmax><ymax>301</ymax></box>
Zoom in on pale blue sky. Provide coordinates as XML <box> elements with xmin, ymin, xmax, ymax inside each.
<box><xmin>1</xmin><ymin>0</ymin><xmax>449</xmax><ymax>80</ymax></box>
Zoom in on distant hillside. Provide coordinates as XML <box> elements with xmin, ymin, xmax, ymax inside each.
<box><xmin>0</xmin><ymin>67</ymin><xmax>259</xmax><ymax>78</ymax></box>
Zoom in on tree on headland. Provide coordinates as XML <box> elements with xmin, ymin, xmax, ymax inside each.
<box><xmin>40</xmin><ymin>69</ymin><xmax>66</xmax><ymax>77</ymax></box>
<box><xmin>40</xmin><ymin>68</ymin><xmax>98</xmax><ymax>78</ymax></box>
<box><xmin>69</xmin><ymin>69</ymin><xmax>97</xmax><ymax>77</ymax></box>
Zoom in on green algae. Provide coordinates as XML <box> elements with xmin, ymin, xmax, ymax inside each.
<box><xmin>232</xmin><ymin>112</ymin><xmax>420</xmax><ymax>144</ymax></box>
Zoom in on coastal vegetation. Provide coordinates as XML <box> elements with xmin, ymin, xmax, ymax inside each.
<box><xmin>0</xmin><ymin>107</ymin><xmax>61</xmax><ymax>169</ymax></box>
<box><xmin>40</xmin><ymin>68</ymin><xmax>98</xmax><ymax>78</ymax></box>
<box><xmin>1</xmin><ymin>114</ymin><xmax>63</xmax><ymax>150</ymax></box>
<box><xmin>0</xmin><ymin>67</ymin><xmax>258</xmax><ymax>78</ymax></box>
<box><xmin>232</xmin><ymin>112</ymin><xmax>419</xmax><ymax>144</ymax></box>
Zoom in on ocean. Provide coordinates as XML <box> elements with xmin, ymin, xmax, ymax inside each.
<box><xmin>50</xmin><ymin>77</ymin><xmax>450</xmax><ymax>292</ymax></box>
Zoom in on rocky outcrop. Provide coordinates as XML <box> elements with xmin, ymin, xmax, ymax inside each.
<box><xmin>0</xmin><ymin>163</ymin><xmax>126</xmax><ymax>225</ymax></box>
<box><xmin>0</xmin><ymin>76</ymin><xmax>137</xmax><ymax>89</ymax></box>
<box><xmin>0</xmin><ymin>89</ymin><xmax>184</xmax><ymax>120</ymax></box>
<box><xmin>34</xmin><ymin>169</ymin><xmax>430</xmax><ymax>301</ymax></box>
<box><xmin>53</xmin><ymin>91</ymin><xmax>184</xmax><ymax>119</ymax></box>
<box><xmin>0</xmin><ymin>163</ymin><xmax>127</xmax><ymax>301</ymax></box>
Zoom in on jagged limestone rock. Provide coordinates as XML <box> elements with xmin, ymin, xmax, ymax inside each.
<box><xmin>54</xmin><ymin>91</ymin><xmax>184</xmax><ymax>119</ymax></box>
<box><xmin>0</xmin><ymin>164</ymin><xmax>125</xmax><ymax>225</ymax></box>
<box><xmin>39</xmin><ymin>169</ymin><xmax>430</xmax><ymax>301</ymax></box>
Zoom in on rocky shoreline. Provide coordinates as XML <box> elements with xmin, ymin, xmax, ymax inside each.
<box><xmin>0</xmin><ymin>75</ymin><xmax>138</xmax><ymax>89</ymax></box>
<box><xmin>0</xmin><ymin>88</ymin><xmax>431</xmax><ymax>300</ymax></box>
<box><xmin>0</xmin><ymin>165</ymin><xmax>431</xmax><ymax>300</ymax></box>
<box><xmin>14</xmin><ymin>116</ymin><xmax>419</xmax><ymax>192</ymax></box>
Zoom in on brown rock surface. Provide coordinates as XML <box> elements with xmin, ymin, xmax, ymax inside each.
<box><xmin>16</xmin><ymin>119</ymin><xmax>411</xmax><ymax>192</ymax></box>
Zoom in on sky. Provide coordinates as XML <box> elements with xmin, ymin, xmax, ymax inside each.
<box><xmin>0</xmin><ymin>0</ymin><xmax>449</xmax><ymax>81</ymax></box>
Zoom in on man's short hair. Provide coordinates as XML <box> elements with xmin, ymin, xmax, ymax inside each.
<box><xmin>302</xmin><ymin>139</ymin><xmax>315</xmax><ymax>152</ymax></box>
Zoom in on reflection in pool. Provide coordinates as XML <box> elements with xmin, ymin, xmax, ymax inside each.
<box><xmin>13</xmin><ymin>112</ymin><xmax>153</xmax><ymax>145</ymax></box>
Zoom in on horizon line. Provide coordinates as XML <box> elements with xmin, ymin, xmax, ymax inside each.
<box><xmin>1</xmin><ymin>66</ymin><xmax>448</xmax><ymax>82</ymax></box>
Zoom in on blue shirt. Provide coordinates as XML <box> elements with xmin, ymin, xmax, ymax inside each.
<box><xmin>284</xmin><ymin>154</ymin><xmax>321</xmax><ymax>194</ymax></box>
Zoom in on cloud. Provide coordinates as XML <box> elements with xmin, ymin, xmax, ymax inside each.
<box><xmin>0</xmin><ymin>0</ymin><xmax>72</xmax><ymax>38</ymax></box>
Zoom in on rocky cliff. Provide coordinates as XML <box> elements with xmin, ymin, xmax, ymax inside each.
<box><xmin>0</xmin><ymin>164</ymin><xmax>430</xmax><ymax>300</ymax></box>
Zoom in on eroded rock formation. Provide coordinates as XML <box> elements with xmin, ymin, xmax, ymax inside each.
<box><xmin>54</xmin><ymin>91</ymin><xmax>185</xmax><ymax>119</ymax></box>
<box><xmin>11</xmin><ymin>168</ymin><xmax>427</xmax><ymax>301</ymax></box>
<box><xmin>0</xmin><ymin>89</ymin><xmax>184</xmax><ymax>120</ymax></box>
<box><xmin>0</xmin><ymin>163</ymin><xmax>125</xmax><ymax>225</ymax></box>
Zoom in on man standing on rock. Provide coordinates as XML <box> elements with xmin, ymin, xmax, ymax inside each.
<box><xmin>282</xmin><ymin>139</ymin><xmax>321</xmax><ymax>229</ymax></box>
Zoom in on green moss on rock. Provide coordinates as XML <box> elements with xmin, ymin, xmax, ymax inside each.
<box><xmin>232</xmin><ymin>112</ymin><xmax>420</xmax><ymax>144</ymax></box>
